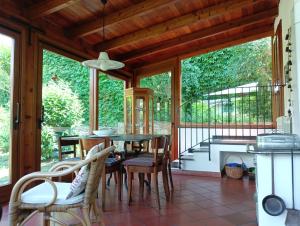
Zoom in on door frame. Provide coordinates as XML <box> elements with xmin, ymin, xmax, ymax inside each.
<box><xmin>0</xmin><ymin>26</ymin><xmax>21</xmax><ymax>203</ymax></box>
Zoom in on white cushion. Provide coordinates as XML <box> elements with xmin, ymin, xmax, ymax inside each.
<box><xmin>66</xmin><ymin>143</ymin><xmax>105</xmax><ymax>199</ymax></box>
<box><xmin>21</xmin><ymin>182</ymin><xmax>84</xmax><ymax>205</ymax></box>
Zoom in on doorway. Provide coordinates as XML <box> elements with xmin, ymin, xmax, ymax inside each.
<box><xmin>0</xmin><ymin>28</ymin><xmax>21</xmax><ymax>201</ymax></box>
<box><xmin>39</xmin><ymin>49</ymin><xmax>90</xmax><ymax>171</ymax></box>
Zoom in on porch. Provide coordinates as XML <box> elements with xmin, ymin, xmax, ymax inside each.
<box><xmin>0</xmin><ymin>0</ymin><xmax>299</xmax><ymax>225</ymax></box>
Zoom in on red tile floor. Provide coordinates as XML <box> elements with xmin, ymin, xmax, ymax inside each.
<box><xmin>0</xmin><ymin>174</ymin><xmax>257</xmax><ymax>226</ymax></box>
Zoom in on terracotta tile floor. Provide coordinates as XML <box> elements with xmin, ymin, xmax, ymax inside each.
<box><xmin>0</xmin><ymin>175</ymin><xmax>257</xmax><ymax>226</ymax></box>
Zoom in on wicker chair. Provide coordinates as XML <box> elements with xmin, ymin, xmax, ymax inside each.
<box><xmin>8</xmin><ymin>146</ymin><xmax>114</xmax><ymax>226</ymax></box>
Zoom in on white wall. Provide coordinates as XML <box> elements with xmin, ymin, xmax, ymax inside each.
<box><xmin>274</xmin><ymin>0</ymin><xmax>300</xmax><ymax>135</ymax></box>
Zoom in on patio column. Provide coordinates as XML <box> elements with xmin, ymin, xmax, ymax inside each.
<box><xmin>171</xmin><ymin>57</ymin><xmax>181</xmax><ymax>160</ymax></box>
<box><xmin>89</xmin><ymin>68</ymin><xmax>99</xmax><ymax>133</ymax></box>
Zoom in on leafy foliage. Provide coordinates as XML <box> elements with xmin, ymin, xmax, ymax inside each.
<box><xmin>0</xmin><ymin>45</ymin><xmax>11</xmax><ymax>108</ymax></box>
<box><xmin>140</xmin><ymin>73</ymin><xmax>171</xmax><ymax>121</ymax></box>
<box><xmin>42</xmin><ymin>80</ymin><xmax>83</xmax><ymax>127</ymax></box>
<box><xmin>0</xmin><ymin>107</ymin><xmax>10</xmax><ymax>153</ymax></box>
<box><xmin>42</xmin><ymin>50</ymin><xmax>90</xmax><ymax>124</ymax></box>
<box><xmin>98</xmin><ymin>74</ymin><xmax>124</xmax><ymax>127</ymax></box>
<box><xmin>181</xmin><ymin>38</ymin><xmax>272</xmax><ymax>102</ymax></box>
<box><xmin>41</xmin><ymin>126</ymin><xmax>55</xmax><ymax>160</ymax></box>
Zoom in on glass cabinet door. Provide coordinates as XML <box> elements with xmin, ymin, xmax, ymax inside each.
<box><xmin>125</xmin><ymin>96</ymin><xmax>132</xmax><ymax>133</ymax></box>
<box><xmin>135</xmin><ymin>97</ymin><xmax>145</xmax><ymax>134</ymax></box>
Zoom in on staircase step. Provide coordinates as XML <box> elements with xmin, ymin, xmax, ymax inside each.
<box><xmin>191</xmin><ymin>147</ymin><xmax>209</xmax><ymax>153</ymax></box>
<box><xmin>180</xmin><ymin>153</ymin><xmax>194</xmax><ymax>160</ymax></box>
<box><xmin>212</xmin><ymin>135</ymin><xmax>256</xmax><ymax>141</ymax></box>
<box><xmin>200</xmin><ymin>141</ymin><xmax>210</xmax><ymax>146</ymax></box>
<box><xmin>171</xmin><ymin>160</ymin><xmax>180</xmax><ymax>168</ymax></box>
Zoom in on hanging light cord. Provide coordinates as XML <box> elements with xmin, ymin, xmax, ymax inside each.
<box><xmin>101</xmin><ymin>0</ymin><xmax>107</xmax><ymax>42</ymax></box>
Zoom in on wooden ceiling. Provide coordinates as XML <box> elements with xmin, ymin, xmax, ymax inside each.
<box><xmin>4</xmin><ymin>0</ymin><xmax>279</xmax><ymax>77</ymax></box>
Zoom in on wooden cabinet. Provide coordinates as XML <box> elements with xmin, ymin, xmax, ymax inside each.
<box><xmin>124</xmin><ymin>88</ymin><xmax>154</xmax><ymax>134</ymax></box>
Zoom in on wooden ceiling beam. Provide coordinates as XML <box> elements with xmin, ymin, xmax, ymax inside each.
<box><xmin>135</xmin><ymin>25</ymin><xmax>274</xmax><ymax>68</ymax></box>
<box><xmin>120</xmin><ymin>8</ymin><xmax>278</xmax><ymax>62</ymax></box>
<box><xmin>95</xmin><ymin>0</ymin><xmax>263</xmax><ymax>51</ymax></box>
<box><xmin>180</xmin><ymin>25</ymin><xmax>274</xmax><ymax>60</ymax></box>
<box><xmin>26</xmin><ymin>0</ymin><xmax>80</xmax><ymax>19</ymax></box>
<box><xmin>67</xmin><ymin>0</ymin><xmax>175</xmax><ymax>38</ymax></box>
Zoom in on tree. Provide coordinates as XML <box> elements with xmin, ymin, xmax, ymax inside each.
<box><xmin>0</xmin><ymin>45</ymin><xmax>11</xmax><ymax>107</ymax></box>
<box><xmin>42</xmin><ymin>50</ymin><xmax>90</xmax><ymax>124</ymax></box>
<box><xmin>98</xmin><ymin>74</ymin><xmax>124</xmax><ymax>127</ymax></box>
<box><xmin>181</xmin><ymin>38</ymin><xmax>272</xmax><ymax>102</ymax></box>
<box><xmin>43</xmin><ymin>80</ymin><xmax>83</xmax><ymax>128</ymax></box>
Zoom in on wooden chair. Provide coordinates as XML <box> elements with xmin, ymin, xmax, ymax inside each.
<box><xmin>8</xmin><ymin>146</ymin><xmax>114</xmax><ymax>226</ymax></box>
<box><xmin>123</xmin><ymin>136</ymin><xmax>170</xmax><ymax>209</ymax></box>
<box><xmin>79</xmin><ymin>137</ymin><xmax>122</xmax><ymax>210</ymax></box>
<box><xmin>165</xmin><ymin>135</ymin><xmax>174</xmax><ymax>191</ymax></box>
<box><xmin>58</xmin><ymin>135</ymin><xmax>79</xmax><ymax>161</ymax></box>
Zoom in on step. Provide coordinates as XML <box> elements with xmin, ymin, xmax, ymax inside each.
<box><xmin>180</xmin><ymin>153</ymin><xmax>194</xmax><ymax>161</ymax></box>
<box><xmin>171</xmin><ymin>160</ymin><xmax>180</xmax><ymax>168</ymax></box>
<box><xmin>189</xmin><ymin>146</ymin><xmax>209</xmax><ymax>153</ymax></box>
<box><xmin>212</xmin><ymin>135</ymin><xmax>256</xmax><ymax>141</ymax></box>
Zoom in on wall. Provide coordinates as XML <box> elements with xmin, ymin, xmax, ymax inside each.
<box><xmin>274</xmin><ymin>0</ymin><xmax>300</xmax><ymax>134</ymax></box>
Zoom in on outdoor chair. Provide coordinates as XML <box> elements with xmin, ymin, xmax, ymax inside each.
<box><xmin>8</xmin><ymin>145</ymin><xmax>114</xmax><ymax>226</ymax></box>
<box><xmin>80</xmin><ymin>137</ymin><xmax>122</xmax><ymax>210</ymax></box>
<box><xmin>138</xmin><ymin>135</ymin><xmax>174</xmax><ymax>192</ymax></box>
<box><xmin>123</xmin><ymin>136</ymin><xmax>170</xmax><ymax>209</ymax></box>
<box><xmin>58</xmin><ymin>135</ymin><xmax>79</xmax><ymax>161</ymax></box>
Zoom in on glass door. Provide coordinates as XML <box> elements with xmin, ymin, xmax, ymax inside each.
<box><xmin>0</xmin><ymin>28</ymin><xmax>20</xmax><ymax>201</ymax></box>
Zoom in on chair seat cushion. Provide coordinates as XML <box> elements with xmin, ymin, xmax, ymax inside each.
<box><xmin>123</xmin><ymin>157</ymin><xmax>154</xmax><ymax>167</ymax></box>
<box><xmin>105</xmin><ymin>157</ymin><xmax>121</xmax><ymax>167</ymax></box>
<box><xmin>21</xmin><ymin>182</ymin><xmax>84</xmax><ymax>205</ymax></box>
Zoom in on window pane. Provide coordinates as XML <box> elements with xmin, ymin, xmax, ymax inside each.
<box><xmin>0</xmin><ymin>34</ymin><xmax>14</xmax><ymax>185</ymax></box>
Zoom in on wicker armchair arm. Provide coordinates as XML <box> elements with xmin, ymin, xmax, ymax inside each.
<box><xmin>10</xmin><ymin>146</ymin><xmax>115</xmax><ymax>204</ymax></box>
<box><xmin>49</xmin><ymin>160</ymin><xmax>85</xmax><ymax>173</ymax></box>
<box><xmin>17</xmin><ymin>177</ymin><xmax>58</xmax><ymax>208</ymax></box>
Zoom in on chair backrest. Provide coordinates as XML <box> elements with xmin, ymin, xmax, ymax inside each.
<box><xmin>151</xmin><ymin>136</ymin><xmax>168</xmax><ymax>163</ymax></box>
<box><xmin>79</xmin><ymin>137</ymin><xmax>110</xmax><ymax>159</ymax></box>
<box><xmin>164</xmin><ymin>134</ymin><xmax>172</xmax><ymax>159</ymax></box>
<box><xmin>83</xmin><ymin>146</ymin><xmax>115</xmax><ymax>205</ymax></box>
<box><xmin>58</xmin><ymin>136</ymin><xmax>79</xmax><ymax>146</ymax></box>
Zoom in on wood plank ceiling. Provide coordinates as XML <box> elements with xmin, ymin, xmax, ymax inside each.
<box><xmin>16</xmin><ymin>0</ymin><xmax>279</xmax><ymax>77</ymax></box>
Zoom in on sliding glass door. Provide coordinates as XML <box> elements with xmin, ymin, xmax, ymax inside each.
<box><xmin>0</xmin><ymin>27</ymin><xmax>20</xmax><ymax>201</ymax></box>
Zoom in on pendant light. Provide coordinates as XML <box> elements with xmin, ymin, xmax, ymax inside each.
<box><xmin>82</xmin><ymin>0</ymin><xmax>125</xmax><ymax>71</ymax></box>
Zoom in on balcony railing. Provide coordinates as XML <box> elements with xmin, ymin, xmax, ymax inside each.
<box><xmin>178</xmin><ymin>83</ymin><xmax>284</xmax><ymax>167</ymax></box>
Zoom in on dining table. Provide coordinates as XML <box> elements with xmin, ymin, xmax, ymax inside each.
<box><xmin>108</xmin><ymin>134</ymin><xmax>158</xmax><ymax>156</ymax></box>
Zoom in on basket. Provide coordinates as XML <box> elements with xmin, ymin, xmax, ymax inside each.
<box><xmin>224</xmin><ymin>155</ymin><xmax>245</xmax><ymax>179</ymax></box>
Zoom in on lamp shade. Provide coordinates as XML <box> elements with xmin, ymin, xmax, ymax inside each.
<box><xmin>82</xmin><ymin>52</ymin><xmax>125</xmax><ymax>71</ymax></box>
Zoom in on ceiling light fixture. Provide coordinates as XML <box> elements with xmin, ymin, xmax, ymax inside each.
<box><xmin>82</xmin><ymin>0</ymin><xmax>124</xmax><ymax>71</ymax></box>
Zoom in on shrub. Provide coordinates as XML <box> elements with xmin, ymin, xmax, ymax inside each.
<box><xmin>43</xmin><ymin>80</ymin><xmax>84</xmax><ymax>128</ymax></box>
<box><xmin>0</xmin><ymin>107</ymin><xmax>10</xmax><ymax>153</ymax></box>
<box><xmin>41</xmin><ymin>126</ymin><xmax>55</xmax><ymax>160</ymax></box>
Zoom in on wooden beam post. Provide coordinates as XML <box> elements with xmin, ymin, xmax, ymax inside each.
<box><xmin>89</xmin><ymin>68</ymin><xmax>99</xmax><ymax>133</ymax></box>
<box><xmin>171</xmin><ymin>57</ymin><xmax>180</xmax><ymax>160</ymax></box>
